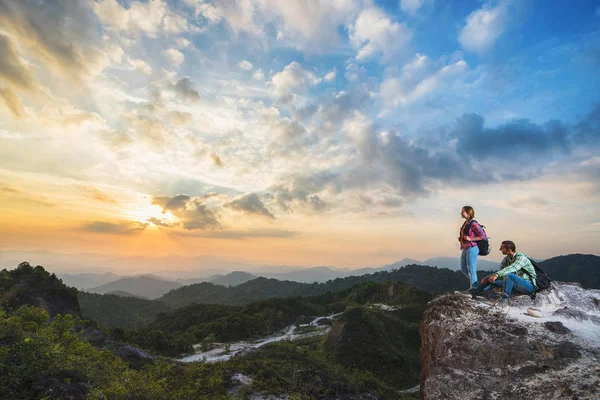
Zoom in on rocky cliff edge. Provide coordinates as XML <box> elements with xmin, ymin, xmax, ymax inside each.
<box><xmin>420</xmin><ymin>282</ymin><xmax>600</xmax><ymax>399</ymax></box>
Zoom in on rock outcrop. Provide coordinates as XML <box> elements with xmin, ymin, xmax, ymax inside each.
<box><xmin>420</xmin><ymin>282</ymin><xmax>600</xmax><ymax>399</ymax></box>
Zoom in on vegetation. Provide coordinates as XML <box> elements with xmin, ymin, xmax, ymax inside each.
<box><xmin>78</xmin><ymin>292</ymin><xmax>173</xmax><ymax>329</ymax></box>
<box><xmin>0</xmin><ymin>263</ymin><xmax>429</xmax><ymax>399</ymax></box>
<box><xmin>538</xmin><ymin>254</ymin><xmax>600</xmax><ymax>289</ymax></box>
<box><xmin>158</xmin><ymin>264</ymin><xmax>485</xmax><ymax>308</ymax></box>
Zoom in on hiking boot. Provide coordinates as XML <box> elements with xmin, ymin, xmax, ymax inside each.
<box><xmin>493</xmin><ymin>296</ymin><xmax>510</xmax><ymax>310</ymax></box>
<box><xmin>454</xmin><ymin>289</ymin><xmax>474</xmax><ymax>299</ymax></box>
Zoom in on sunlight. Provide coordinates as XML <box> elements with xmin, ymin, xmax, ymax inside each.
<box><xmin>120</xmin><ymin>203</ymin><xmax>178</xmax><ymax>227</ymax></box>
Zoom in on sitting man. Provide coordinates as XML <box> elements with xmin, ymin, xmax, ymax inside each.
<box><xmin>471</xmin><ymin>240</ymin><xmax>537</xmax><ymax>305</ymax></box>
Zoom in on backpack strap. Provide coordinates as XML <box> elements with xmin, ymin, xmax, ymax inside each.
<box><xmin>522</xmin><ymin>257</ymin><xmax>538</xmax><ymax>299</ymax></box>
<box><xmin>463</xmin><ymin>220</ymin><xmax>475</xmax><ymax>237</ymax></box>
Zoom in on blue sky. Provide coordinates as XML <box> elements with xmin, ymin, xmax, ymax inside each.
<box><xmin>0</xmin><ymin>0</ymin><xmax>598</xmax><ymax>269</ymax></box>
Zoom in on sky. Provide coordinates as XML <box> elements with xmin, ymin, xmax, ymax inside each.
<box><xmin>0</xmin><ymin>0</ymin><xmax>599</xmax><ymax>270</ymax></box>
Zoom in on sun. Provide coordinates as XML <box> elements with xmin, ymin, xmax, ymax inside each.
<box><xmin>120</xmin><ymin>203</ymin><xmax>178</xmax><ymax>227</ymax></box>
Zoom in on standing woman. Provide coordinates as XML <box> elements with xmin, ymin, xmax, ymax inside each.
<box><xmin>458</xmin><ymin>206</ymin><xmax>487</xmax><ymax>292</ymax></box>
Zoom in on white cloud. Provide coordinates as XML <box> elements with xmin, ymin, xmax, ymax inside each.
<box><xmin>184</xmin><ymin>0</ymin><xmax>224</xmax><ymax>22</ymax></box>
<box><xmin>349</xmin><ymin>7</ymin><xmax>412</xmax><ymax>62</ymax></box>
<box><xmin>323</xmin><ymin>69</ymin><xmax>337</xmax><ymax>82</ymax></box>
<box><xmin>175</xmin><ymin>38</ymin><xmax>192</xmax><ymax>48</ymax></box>
<box><xmin>204</xmin><ymin>0</ymin><xmax>364</xmax><ymax>51</ymax></box>
<box><xmin>271</xmin><ymin>62</ymin><xmax>321</xmax><ymax>96</ymax></box>
<box><xmin>93</xmin><ymin>0</ymin><xmax>130</xmax><ymax>31</ymax></box>
<box><xmin>253</xmin><ymin>68</ymin><xmax>265</xmax><ymax>80</ymax></box>
<box><xmin>130</xmin><ymin>58</ymin><xmax>153</xmax><ymax>75</ymax></box>
<box><xmin>380</xmin><ymin>55</ymin><xmax>468</xmax><ymax>107</ymax></box>
<box><xmin>238</xmin><ymin>60</ymin><xmax>253</xmax><ymax>70</ymax></box>
<box><xmin>458</xmin><ymin>1</ymin><xmax>511</xmax><ymax>54</ymax></box>
<box><xmin>163</xmin><ymin>14</ymin><xmax>189</xmax><ymax>34</ymax></box>
<box><xmin>400</xmin><ymin>0</ymin><xmax>427</xmax><ymax>16</ymax></box>
<box><xmin>164</xmin><ymin>48</ymin><xmax>185</xmax><ymax>67</ymax></box>
<box><xmin>93</xmin><ymin>0</ymin><xmax>188</xmax><ymax>37</ymax></box>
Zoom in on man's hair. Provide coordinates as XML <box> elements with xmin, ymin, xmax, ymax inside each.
<box><xmin>462</xmin><ymin>206</ymin><xmax>475</xmax><ymax>219</ymax></box>
<box><xmin>501</xmin><ymin>240</ymin><xmax>516</xmax><ymax>252</ymax></box>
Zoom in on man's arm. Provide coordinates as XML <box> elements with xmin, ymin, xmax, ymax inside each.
<box><xmin>495</xmin><ymin>253</ymin><xmax>529</xmax><ymax>278</ymax></box>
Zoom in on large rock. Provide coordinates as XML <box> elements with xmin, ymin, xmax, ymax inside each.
<box><xmin>420</xmin><ymin>282</ymin><xmax>600</xmax><ymax>399</ymax></box>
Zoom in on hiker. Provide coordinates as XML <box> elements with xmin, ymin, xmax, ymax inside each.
<box><xmin>458</xmin><ymin>206</ymin><xmax>487</xmax><ymax>291</ymax></box>
<box><xmin>471</xmin><ymin>240</ymin><xmax>537</xmax><ymax>304</ymax></box>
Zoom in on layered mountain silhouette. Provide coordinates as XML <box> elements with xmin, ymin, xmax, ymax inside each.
<box><xmin>86</xmin><ymin>275</ymin><xmax>182</xmax><ymax>299</ymax></box>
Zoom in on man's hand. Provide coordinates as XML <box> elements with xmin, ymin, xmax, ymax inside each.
<box><xmin>488</xmin><ymin>274</ymin><xmax>498</xmax><ymax>283</ymax></box>
<box><xmin>480</xmin><ymin>277</ymin><xmax>488</xmax><ymax>284</ymax></box>
<box><xmin>463</xmin><ymin>236</ymin><xmax>471</xmax><ymax>241</ymax></box>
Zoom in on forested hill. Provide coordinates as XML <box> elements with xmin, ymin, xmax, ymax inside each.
<box><xmin>158</xmin><ymin>264</ymin><xmax>475</xmax><ymax>308</ymax></box>
<box><xmin>537</xmin><ymin>254</ymin><xmax>600</xmax><ymax>289</ymax></box>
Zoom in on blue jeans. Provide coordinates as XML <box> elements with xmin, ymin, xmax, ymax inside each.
<box><xmin>461</xmin><ymin>246</ymin><xmax>479</xmax><ymax>288</ymax></box>
<box><xmin>474</xmin><ymin>273</ymin><xmax>535</xmax><ymax>299</ymax></box>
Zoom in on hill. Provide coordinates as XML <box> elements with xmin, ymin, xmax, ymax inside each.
<box><xmin>106</xmin><ymin>290</ymin><xmax>146</xmax><ymax>298</ymax></box>
<box><xmin>158</xmin><ymin>264</ymin><xmax>476</xmax><ymax>308</ymax></box>
<box><xmin>209</xmin><ymin>270</ymin><xmax>257</xmax><ymax>286</ymax></box>
<box><xmin>0</xmin><ymin>261</ymin><xmax>80</xmax><ymax>318</ymax></box>
<box><xmin>423</xmin><ymin>256</ymin><xmax>499</xmax><ymax>271</ymax></box>
<box><xmin>57</xmin><ymin>272</ymin><xmax>121</xmax><ymax>289</ymax></box>
<box><xmin>78</xmin><ymin>291</ymin><xmax>173</xmax><ymax>329</ymax></box>
<box><xmin>0</xmin><ymin>261</ymin><xmax>430</xmax><ymax>399</ymax></box>
<box><xmin>539</xmin><ymin>253</ymin><xmax>600</xmax><ymax>289</ymax></box>
<box><xmin>87</xmin><ymin>275</ymin><xmax>182</xmax><ymax>299</ymax></box>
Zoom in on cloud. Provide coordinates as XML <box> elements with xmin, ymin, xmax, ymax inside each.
<box><xmin>1</xmin><ymin>186</ymin><xmax>19</xmax><ymax>193</ymax></box>
<box><xmin>172</xmin><ymin>77</ymin><xmax>200</xmax><ymax>101</ymax></box>
<box><xmin>450</xmin><ymin>113</ymin><xmax>571</xmax><ymax>160</ymax></box>
<box><xmin>168</xmin><ymin>110</ymin><xmax>193</xmax><ymax>126</ymax></box>
<box><xmin>458</xmin><ymin>0</ymin><xmax>511</xmax><ymax>53</ymax></box>
<box><xmin>177</xmin><ymin>227</ymin><xmax>298</xmax><ymax>240</ymax></box>
<box><xmin>349</xmin><ymin>7</ymin><xmax>412</xmax><ymax>62</ymax></box>
<box><xmin>573</xmin><ymin>103</ymin><xmax>600</xmax><ymax>145</ymax></box>
<box><xmin>74</xmin><ymin>185</ymin><xmax>118</xmax><ymax>204</ymax></box>
<box><xmin>164</xmin><ymin>48</ymin><xmax>185</xmax><ymax>67</ymax></box>
<box><xmin>210</xmin><ymin>153</ymin><xmax>224</xmax><ymax>167</ymax></box>
<box><xmin>152</xmin><ymin>194</ymin><xmax>221</xmax><ymax>230</ymax></box>
<box><xmin>147</xmin><ymin>217</ymin><xmax>172</xmax><ymax>227</ymax></box>
<box><xmin>207</xmin><ymin>0</ymin><xmax>363</xmax><ymax>51</ymax></box>
<box><xmin>130</xmin><ymin>58</ymin><xmax>153</xmax><ymax>75</ymax></box>
<box><xmin>380</xmin><ymin>55</ymin><xmax>468</xmax><ymax>107</ymax></box>
<box><xmin>271</xmin><ymin>62</ymin><xmax>321</xmax><ymax>98</ymax></box>
<box><xmin>184</xmin><ymin>0</ymin><xmax>224</xmax><ymax>22</ymax></box>
<box><xmin>93</xmin><ymin>0</ymin><xmax>188</xmax><ymax>37</ymax></box>
<box><xmin>126</xmin><ymin>114</ymin><xmax>172</xmax><ymax>148</ymax></box>
<box><xmin>82</xmin><ymin>221</ymin><xmax>148</xmax><ymax>235</ymax></box>
<box><xmin>225</xmin><ymin>193</ymin><xmax>275</xmax><ymax>219</ymax></box>
<box><xmin>253</xmin><ymin>68</ymin><xmax>265</xmax><ymax>80</ymax></box>
<box><xmin>238</xmin><ymin>60</ymin><xmax>253</xmax><ymax>70</ymax></box>
<box><xmin>0</xmin><ymin>0</ymin><xmax>105</xmax><ymax>85</ymax></box>
<box><xmin>269</xmin><ymin>171</ymin><xmax>340</xmax><ymax>213</ymax></box>
<box><xmin>323</xmin><ymin>69</ymin><xmax>337</xmax><ymax>82</ymax></box>
<box><xmin>400</xmin><ymin>0</ymin><xmax>427</xmax><ymax>15</ymax></box>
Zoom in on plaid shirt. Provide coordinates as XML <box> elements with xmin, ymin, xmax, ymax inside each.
<box><xmin>459</xmin><ymin>220</ymin><xmax>487</xmax><ymax>250</ymax></box>
<box><xmin>496</xmin><ymin>251</ymin><xmax>537</xmax><ymax>288</ymax></box>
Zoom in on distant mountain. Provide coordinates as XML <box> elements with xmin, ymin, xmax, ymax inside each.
<box><xmin>257</xmin><ymin>266</ymin><xmax>348</xmax><ymax>283</ymax></box>
<box><xmin>423</xmin><ymin>257</ymin><xmax>499</xmax><ymax>271</ymax></box>
<box><xmin>106</xmin><ymin>290</ymin><xmax>146</xmax><ymax>299</ymax></box>
<box><xmin>158</xmin><ymin>264</ymin><xmax>471</xmax><ymax>308</ymax></box>
<box><xmin>87</xmin><ymin>275</ymin><xmax>182</xmax><ymax>299</ymax></box>
<box><xmin>351</xmin><ymin>257</ymin><xmax>424</xmax><ymax>276</ymax></box>
<box><xmin>539</xmin><ymin>254</ymin><xmax>600</xmax><ymax>289</ymax></box>
<box><xmin>57</xmin><ymin>272</ymin><xmax>121</xmax><ymax>289</ymax></box>
<box><xmin>209</xmin><ymin>271</ymin><xmax>257</xmax><ymax>286</ymax></box>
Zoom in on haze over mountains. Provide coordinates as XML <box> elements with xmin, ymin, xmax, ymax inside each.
<box><xmin>2</xmin><ymin>249</ymin><xmax>502</xmax><ymax>293</ymax></box>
